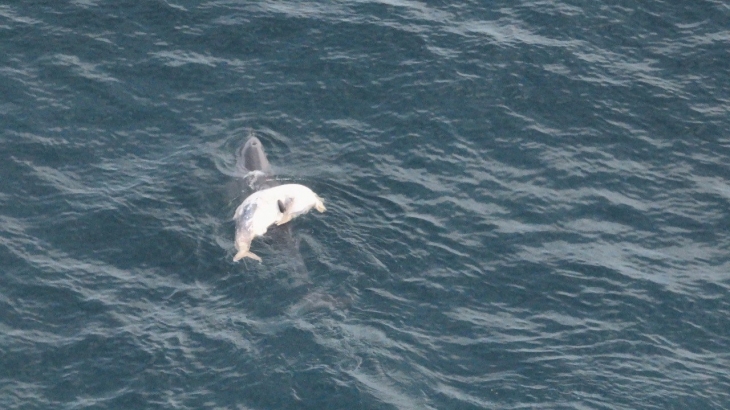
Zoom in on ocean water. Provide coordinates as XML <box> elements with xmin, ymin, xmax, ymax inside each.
<box><xmin>1</xmin><ymin>1</ymin><xmax>729</xmax><ymax>409</ymax></box>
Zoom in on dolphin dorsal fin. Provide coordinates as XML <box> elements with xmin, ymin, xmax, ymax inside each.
<box><xmin>276</xmin><ymin>198</ymin><xmax>294</xmax><ymax>226</ymax></box>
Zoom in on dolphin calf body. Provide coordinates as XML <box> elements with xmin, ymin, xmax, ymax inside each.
<box><xmin>233</xmin><ymin>184</ymin><xmax>326</xmax><ymax>262</ymax></box>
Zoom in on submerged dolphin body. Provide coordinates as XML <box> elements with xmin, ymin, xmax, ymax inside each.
<box><xmin>233</xmin><ymin>184</ymin><xmax>326</xmax><ymax>262</ymax></box>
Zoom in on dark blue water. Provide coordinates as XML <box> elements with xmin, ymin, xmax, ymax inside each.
<box><xmin>2</xmin><ymin>1</ymin><xmax>729</xmax><ymax>409</ymax></box>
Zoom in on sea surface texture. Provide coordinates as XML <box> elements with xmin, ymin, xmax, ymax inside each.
<box><xmin>1</xmin><ymin>1</ymin><xmax>729</xmax><ymax>409</ymax></box>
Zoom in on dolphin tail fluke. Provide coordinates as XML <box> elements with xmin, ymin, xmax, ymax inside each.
<box><xmin>233</xmin><ymin>250</ymin><xmax>262</xmax><ymax>262</ymax></box>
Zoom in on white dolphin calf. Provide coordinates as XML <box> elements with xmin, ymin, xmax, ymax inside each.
<box><xmin>233</xmin><ymin>183</ymin><xmax>326</xmax><ymax>262</ymax></box>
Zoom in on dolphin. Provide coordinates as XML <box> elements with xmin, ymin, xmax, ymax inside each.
<box><xmin>233</xmin><ymin>184</ymin><xmax>326</xmax><ymax>262</ymax></box>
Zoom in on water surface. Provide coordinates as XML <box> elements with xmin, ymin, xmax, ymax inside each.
<box><xmin>1</xmin><ymin>1</ymin><xmax>729</xmax><ymax>409</ymax></box>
